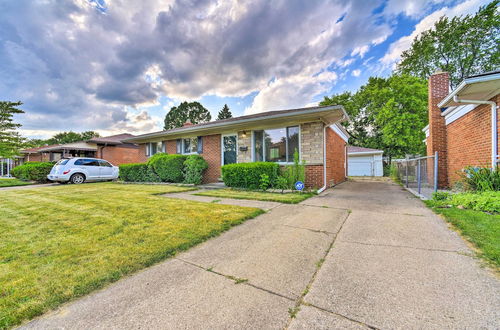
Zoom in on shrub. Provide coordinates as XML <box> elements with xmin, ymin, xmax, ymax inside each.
<box><xmin>259</xmin><ymin>174</ymin><xmax>270</xmax><ymax>191</ymax></box>
<box><xmin>11</xmin><ymin>162</ymin><xmax>54</xmax><ymax>183</ymax></box>
<box><xmin>449</xmin><ymin>191</ymin><xmax>500</xmax><ymax>213</ymax></box>
<box><xmin>432</xmin><ymin>191</ymin><xmax>451</xmax><ymax>201</ymax></box>
<box><xmin>148</xmin><ymin>154</ymin><xmax>187</xmax><ymax>183</ymax></box>
<box><xmin>183</xmin><ymin>155</ymin><xmax>208</xmax><ymax>184</ymax></box>
<box><xmin>461</xmin><ymin>166</ymin><xmax>500</xmax><ymax>191</ymax></box>
<box><xmin>281</xmin><ymin>150</ymin><xmax>306</xmax><ymax>189</ymax></box>
<box><xmin>274</xmin><ymin>176</ymin><xmax>289</xmax><ymax>193</ymax></box>
<box><xmin>119</xmin><ymin>163</ymin><xmax>161</xmax><ymax>182</ymax></box>
<box><xmin>221</xmin><ymin>162</ymin><xmax>279</xmax><ymax>189</ymax></box>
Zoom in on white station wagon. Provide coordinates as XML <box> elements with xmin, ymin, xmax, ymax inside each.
<box><xmin>47</xmin><ymin>157</ymin><xmax>119</xmax><ymax>184</ymax></box>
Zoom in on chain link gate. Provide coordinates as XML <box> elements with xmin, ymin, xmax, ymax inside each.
<box><xmin>394</xmin><ymin>152</ymin><xmax>438</xmax><ymax>199</ymax></box>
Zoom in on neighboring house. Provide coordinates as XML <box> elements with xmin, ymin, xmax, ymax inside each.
<box><xmin>125</xmin><ymin>105</ymin><xmax>350</xmax><ymax>189</ymax></box>
<box><xmin>18</xmin><ymin>133</ymin><xmax>142</xmax><ymax>166</ymax></box>
<box><xmin>424</xmin><ymin>70</ymin><xmax>500</xmax><ymax>188</ymax></box>
<box><xmin>347</xmin><ymin>146</ymin><xmax>383</xmax><ymax>177</ymax></box>
<box><xmin>88</xmin><ymin>134</ymin><xmax>143</xmax><ymax>165</ymax></box>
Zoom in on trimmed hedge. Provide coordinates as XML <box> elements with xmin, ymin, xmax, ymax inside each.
<box><xmin>183</xmin><ymin>155</ymin><xmax>208</xmax><ymax>184</ymax></box>
<box><xmin>148</xmin><ymin>154</ymin><xmax>187</xmax><ymax>182</ymax></box>
<box><xmin>118</xmin><ymin>163</ymin><xmax>161</xmax><ymax>182</ymax></box>
<box><xmin>11</xmin><ymin>162</ymin><xmax>54</xmax><ymax>183</ymax></box>
<box><xmin>221</xmin><ymin>162</ymin><xmax>279</xmax><ymax>189</ymax></box>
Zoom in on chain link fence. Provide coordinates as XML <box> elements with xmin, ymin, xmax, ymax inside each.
<box><xmin>393</xmin><ymin>152</ymin><xmax>438</xmax><ymax>199</ymax></box>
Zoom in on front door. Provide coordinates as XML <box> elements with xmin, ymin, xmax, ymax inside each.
<box><xmin>222</xmin><ymin>135</ymin><xmax>237</xmax><ymax>165</ymax></box>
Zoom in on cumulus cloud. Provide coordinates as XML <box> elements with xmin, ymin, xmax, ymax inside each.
<box><xmin>0</xmin><ymin>0</ymin><xmax>485</xmax><ymax>137</ymax></box>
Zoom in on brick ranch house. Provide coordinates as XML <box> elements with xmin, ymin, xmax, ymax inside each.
<box><xmin>424</xmin><ymin>70</ymin><xmax>500</xmax><ymax>188</ymax></box>
<box><xmin>19</xmin><ymin>133</ymin><xmax>143</xmax><ymax>166</ymax></box>
<box><xmin>125</xmin><ymin>106</ymin><xmax>350</xmax><ymax>190</ymax></box>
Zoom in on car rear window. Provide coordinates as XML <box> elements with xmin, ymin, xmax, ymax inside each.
<box><xmin>55</xmin><ymin>159</ymin><xmax>69</xmax><ymax>165</ymax></box>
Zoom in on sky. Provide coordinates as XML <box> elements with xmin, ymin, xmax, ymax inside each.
<box><xmin>0</xmin><ymin>0</ymin><xmax>491</xmax><ymax>139</ymax></box>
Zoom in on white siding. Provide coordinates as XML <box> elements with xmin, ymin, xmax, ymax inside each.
<box><xmin>348</xmin><ymin>153</ymin><xmax>383</xmax><ymax>176</ymax></box>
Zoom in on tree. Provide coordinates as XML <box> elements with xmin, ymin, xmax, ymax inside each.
<box><xmin>320</xmin><ymin>74</ymin><xmax>428</xmax><ymax>161</ymax></box>
<box><xmin>398</xmin><ymin>1</ymin><xmax>499</xmax><ymax>89</ymax></box>
<box><xmin>0</xmin><ymin>101</ymin><xmax>25</xmax><ymax>158</ymax></box>
<box><xmin>375</xmin><ymin>75</ymin><xmax>428</xmax><ymax>160</ymax></box>
<box><xmin>216</xmin><ymin>104</ymin><xmax>233</xmax><ymax>120</ymax></box>
<box><xmin>45</xmin><ymin>131</ymin><xmax>100</xmax><ymax>145</ymax></box>
<box><xmin>164</xmin><ymin>101</ymin><xmax>212</xmax><ymax>130</ymax></box>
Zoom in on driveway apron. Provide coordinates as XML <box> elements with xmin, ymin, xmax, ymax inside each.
<box><xmin>21</xmin><ymin>181</ymin><xmax>499</xmax><ymax>329</ymax></box>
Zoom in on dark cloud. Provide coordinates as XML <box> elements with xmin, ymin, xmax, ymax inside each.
<box><xmin>0</xmin><ymin>0</ymin><xmax>413</xmax><ymax>136</ymax></box>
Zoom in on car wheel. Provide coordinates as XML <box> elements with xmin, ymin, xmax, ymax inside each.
<box><xmin>70</xmin><ymin>173</ymin><xmax>85</xmax><ymax>184</ymax></box>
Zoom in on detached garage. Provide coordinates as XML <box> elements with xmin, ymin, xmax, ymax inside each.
<box><xmin>348</xmin><ymin>146</ymin><xmax>383</xmax><ymax>177</ymax></box>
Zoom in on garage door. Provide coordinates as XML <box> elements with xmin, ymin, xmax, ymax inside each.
<box><xmin>348</xmin><ymin>161</ymin><xmax>374</xmax><ymax>176</ymax></box>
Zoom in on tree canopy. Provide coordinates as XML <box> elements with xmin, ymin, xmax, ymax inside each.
<box><xmin>26</xmin><ymin>131</ymin><xmax>101</xmax><ymax>147</ymax></box>
<box><xmin>164</xmin><ymin>101</ymin><xmax>212</xmax><ymax>130</ymax></box>
<box><xmin>398</xmin><ymin>0</ymin><xmax>499</xmax><ymax>89</ymax></box>
<box><xmin>0</xmin><ymin>101</ymin><xmax>26</xmax><ymax>158</ymax></box>
<box><xmin>216</xmin><ymin>104</ymin><xmax>233</xmax><ymax>120</ymax></box>
<box><xmin>321</xmin><ymin>74</ymin><xmax>428</xmax><ymax>160</ymax></box>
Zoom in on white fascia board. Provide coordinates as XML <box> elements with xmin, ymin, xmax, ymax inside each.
<box><xmin>330</xmin><ymin>123</ymin><xmax>349</xmax><ymax>142</ymax></box>
<box><xmin>438</xmin><ymin>73</ymin><xmax>500</xmax><ymax>108</ymax></box>
<box><xmin>348</xmin><ymin>151</ymin><xmax>384</xmax><ymax>156</ymax></box>
<box><xmin>444</xmin><ymin>104</ymin><xmax>477</xmax><ymax>125</ymax></box>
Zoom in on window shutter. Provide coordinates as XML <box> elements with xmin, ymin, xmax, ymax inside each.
<box><xmin>197</xmin><ymin>136</ymin><xmax>203</xmax><ymax>153</ymax></box>
<box><xmin>162</xmin><ymin>141</ymin><xmax>166</xmax><ymax>153</ymax></box>
<box><xmin>145</xmin><ymin>143</ymin><xmax>150</xmax><ymax>156</ymax></box>
<box><xmin>176</xmin><ymin>139</ymin><xmax>182</xmax><ymax>154</ymax></box>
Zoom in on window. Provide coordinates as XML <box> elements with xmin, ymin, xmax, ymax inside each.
<box><xmin>55</xmin><ymin>159</ymin><xmax>69</xmax><ymax>166</ymax></box>
<box><xmin>253</xmin><ymin>126</ymin><xmax>299</xmax><ymax>163</ymax></box>
<box><xmin>74</xmin><ymin>159</ymin><xmax>99</xmax><ymax>166</ymax></box>
<box><xmin>98</xmin><ymin>160</ymin><xmax>113</xmax><ymax>167</ymax></box>
<box><xmin>182</xmin><ymin>137</ymin><xmax>198</xmax><ymax>154</ymax></box>
<box><xmin>146</xmin><ymin>142</ymin><xmax>163</xmax><ymax>156</ymax></box>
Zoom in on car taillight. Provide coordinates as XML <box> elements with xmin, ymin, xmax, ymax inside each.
<box><xmin>63</xmin><ymin>170</ymin><xmax>71</xmax><ymax>174</ymax></box>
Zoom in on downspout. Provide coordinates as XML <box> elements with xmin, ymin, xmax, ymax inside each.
<box><xmin>317</xmin><ymin>124</ymin><xmax>328</xmax><ymax>194</ymax></box>
<box><xmin>453</xmin><ymin>95</ymin><xmax>497</xmax><ymax>168</ymax></box>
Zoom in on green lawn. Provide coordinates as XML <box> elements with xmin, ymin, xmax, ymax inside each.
<box><xmin>0</xmin><ymin>183</ymin><xmax>263</xmax><ymax>328</ymax></box>
<box><xmin>426</xmin><ymin>201</ymin><xmax>500</xmax><ymax>268</ymax></box>
<box><xmin>195</xmin><ymin>188</ymin><xmax>315</xmax><ymax>204</ymax></box>
<box><xmin>0</xmin><ymin>178</ymin><xmax>33</xmax><ymax>188</ymax></box>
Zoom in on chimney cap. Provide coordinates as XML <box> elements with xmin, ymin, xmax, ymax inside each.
<box><xmin>432</xmin><ymin>69</ymin><xmax>448</xmax><ymax>75</ymax></box>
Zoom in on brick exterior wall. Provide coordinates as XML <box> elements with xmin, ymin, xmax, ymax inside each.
<box><xmin>305</xmin><ymin>165</ymin><xmax>323</xmax><ymax>188</ymax></box>
<box><xmin>446</xmin><ymin>94</ymin><xmax>499</xmax><ymax>185</ymax></box>
<box><xmin>98</xmin><ymin>145</ymin><xmax>142</xmax><ymax>166</ymax></box>
<box><xmin>199</xmin><ymin>134</ymin><xmax>221</xmax><ymax>183</ymax></box>
<box><xmin>326</xmin><ymin>127</ymin><xmax>347</xmax><ymax>186</ymax></box>
<box><xmin>237</xmin><ymin>131</ymin><xmax>251</xmax><ymax>163</ymax></box>
<box><xmin>136</xmin><ymin>121</ymin><xmax>348</xmax><ymax>186</ymax></box>
<box><xmin>427</xmin><ymin>72</ymin><xmax>450</xmax><ymax>188</ymax></box>
<box><xmin>137</xmin><ymin>144</ymin><xmax>148</xmax><ymax>163</ymax></box>
<box><xmin>301</xmin><ymin>122</ymin><xmax>323</xmax><ymax>164</ymax></box>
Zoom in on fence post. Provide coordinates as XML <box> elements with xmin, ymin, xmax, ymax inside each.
<box><xmin>405</xmin><ymin>156</ymin><xmax>409</xmax><ymax>187</ymax></box>
<box><xmin>433</xmin><ymin>151</ymin><xmax>438</xmax><ymax>192</ymax></box>
<box><xmin>417</xmin><ymin>158</ymin><xmax>421</xmax><ymax>194</ymax></box>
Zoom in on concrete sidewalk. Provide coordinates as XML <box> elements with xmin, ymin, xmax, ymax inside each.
<box><xmin>21</xmin><ymin>181</ymin><xmax>499</xmax><ymax>329</ymax></box>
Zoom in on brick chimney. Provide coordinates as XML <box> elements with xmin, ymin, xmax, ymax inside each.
<box><xmin>183</xmin><ymin>119</ymin><xmax>193</xmax><ymax>127</ymax></box>
<box><xmin>427</xmin><ymin>71</ymin><xmax>449</xmax><ymax>188</ymax></box>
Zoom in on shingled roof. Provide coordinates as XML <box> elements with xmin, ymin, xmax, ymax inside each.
<box><xmin>88</xmin><ymin>133</ymin><xmax>136</xmax><ymax>145</ymax></box>
<box><xmin>347</xmin><ymin>146</ymin><xmax>383</xmax><ymax>154</ymax></box>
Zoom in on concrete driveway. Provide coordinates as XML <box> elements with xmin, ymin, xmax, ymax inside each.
<box><xmin>22</xmin><ymin>181</ymin><xmax>499</xmax><ymax>329</ymax></box>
